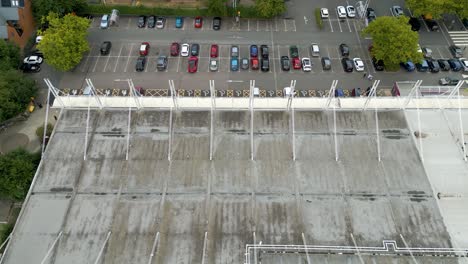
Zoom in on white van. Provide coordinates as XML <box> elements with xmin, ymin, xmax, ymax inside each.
<box><xmin>110</xmin><ymin>9</ymin><xmax>119</xmax><ymax>26</ymax></box>
<box><xmin>310</xmin><ymin>43</ymin><xmax>320</xmax><ymax>57</ymax></box>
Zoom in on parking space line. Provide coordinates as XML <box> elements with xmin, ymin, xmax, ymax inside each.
<box><xmin>176</xmin><ymin>56</ymin><xmax>181</xmax><ymax>72</ymax></box>
<box><xmin>103</xmin><ymin>54</ymin><xmax>111</xmax><ymax>72</ymax></box>
<box><xmin>80</xmin><ymin>45</ymin><xmax>94</xmax><ymax>72</ymax></box>
<box><xmin>292</xmin><ymin>20</ymin><xmax>296</xmax><ymax>32</ymax></box>
<box><xmin>421</xmin><ymin>17</ymin><xmax>430</xmax><ymax>32</ymax></box>
<box><xmin>124</xmin><ymin>44</ymin><xmax>134</xmax><ymax>73</ymax></box>
<box><xmin>335</xmin><ymin>10</ymin><xmax>343</xmax><ymax>32</ymax></box>
<box><xmin>92</xmin><ymin>53</ymin><xmax>101</xmax><ymax>72</ymax></box>
<box><xmin>113</xmin><ymin>44</ymin><xmax>123</xmax><ymax>72</ymax></box>
<box><xmin>346</xmin><ymin>18</ymin><xmax>352</xmax><ymax>32</ymax></box>
<box><xmin>328</xmin><ymin>18</ymin><xmax>334</xmax><ymax>32</ymax></box>
<box><xmin>439</xmin><ymin>22</ymin><xmax>454</xmax><ymax>46</ymax></box>
<box><xmin>436</xmin><ymin>47</ymin><xmax>444</xmax><ymax>58</ymax></box>
<box><xmin>145</xmin><ymin>56</ymin><xmax>150</xmax><ymax>72</ymax></box>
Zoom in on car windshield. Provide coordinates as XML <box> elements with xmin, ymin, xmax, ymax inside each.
<box><xmin>189</xmin><ymin>60</ymin><xmax>196</xmax><ymax>67</ymax></box>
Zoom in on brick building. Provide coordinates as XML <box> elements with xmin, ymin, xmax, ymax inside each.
<box><xmin>0</xmin><ymin>0</ymin><xmax>35</xmax><ymax>49</ymax></box>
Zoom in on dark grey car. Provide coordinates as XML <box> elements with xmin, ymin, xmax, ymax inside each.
<box><xmin>241</xmin><ymin>58</ymin><xmax>249</xmax><ymax>70</ymax></box>
<box><xmin>191</xmin><ymin>43</ymin><xmax>200</xmax><ymax>56</ymax></box>
<box><xmin>157</xmin><ymin>55</ymin><xmax>168</xmax><ymax>71</ymax></box>
<box><xmin>321</xmin><ymin>57</ymin><xmax>331</xmax><ymax>70</ymax></box>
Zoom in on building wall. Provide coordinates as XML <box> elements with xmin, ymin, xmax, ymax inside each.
<box><xmin>6</xmin><ymin>0</ymin><xmax>34</xmax><ymax>48</ymax></box>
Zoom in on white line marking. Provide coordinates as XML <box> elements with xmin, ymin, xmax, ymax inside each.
<box><xmin>92</xmin><ymin>53</ymin><xmax>100</xmax><ymax>72</ymax></box>
<box><xmin>328</xmin><ymin>17</ymin><xmax>334</xmax><ymax>32</ymax></box>
<box><xmin>124</xmin><ymin>44</ymin><xmax>134</xmax><ymax>73</ymax></box>
<box><xmin>103</xmin><ymin>54</ymin><xmax>111</xmax><ymax>72</ymax></box>
<box><xmin>346</xmin><ymin>18</ymin><xmax>352</xmax><ymax>32</ymax></box>
<box><xmin>80</xmin><ymin>45</ymin><xmax>94</xmax><ymax>72</ymax></box>
<box><xmin>113</xmin><ymin>44</ymin><xmax>123</xmax><ymax>72</ymax></box>
<box><xmin>440</xmin><ymin>21</ymin><xmax>454</xmax><ymax>46</ymax></box>
<box><xmin>293</xmin><ymin>20</ymin><xmax>296</xmax><ymax>31</ymax></box>
<box><xmin>176</xmin><ymin>56</ymin><xmax>181</xmax><ymax>72</ymax></box>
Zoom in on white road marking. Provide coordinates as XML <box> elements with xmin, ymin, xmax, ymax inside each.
<box><xmin>80</xmin><ymin>45</ymin><xmax>94</xmax><ymax>72</ymax></box>
<box><xmin>336</xmin><ymin>10</ymin><xmax>343</xmax><ymax>32</ymax></box>
<box><xmin>176</xmin><ymin>56</ymin><xmax>181</xmax><ymax>73</ymax></box>
<box><xmin>346</xmin><ymin>18</ymin><xmax>352</xmax><ymax>32</ymax></box>
<box><xmin>124</xmin><ymin>44</ymin><xmax>134</xmax><ymax>73</ymax></box>
<box><xmin>293</xmin><ymin>20</ymin><xmax>297</xmax><ymax>31</ymax></box>
<box><xmin>304</xmin><ymin>16</ymin><xmax>308</xmax><ymax>25</ymax></box>
<box><xmin>92</xmin><ymin>53</ymin><xmax>101</xmax><ymax>72</ymax></box>
<box><xmin>270</xmin><ymin>30</ymin><xmax>278</xmax><ymax>91</ymax></box>
<box><xmin>328</xmin><ymin>17</ymin><xmax>334</xmax><ymax>32</ymax></box>
<box><xmin>103</xmin><ymin>54</ymin><xmax>111</xmax><ymax>72</ymax></box>
<box><xmin>113</xmin><ymin>44</ymin><xmax>123</xmax><ymax>72</ymax></box>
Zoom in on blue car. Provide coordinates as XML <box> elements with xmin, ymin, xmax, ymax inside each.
<box><xmin>175</xmin><ymin>17</ymin><xmax>184</xmax><ymax>28</ymax></box>
<box><xmin>230</xmin><ymin>58</ymin><xmax>239</xmax><ymax>71</ymax></box>
<box><xmin>448</xmin><ymin>59</ymin><xmax>462</xmax><ymax>72</ymax></box>
<box><xmin>250</xmin><ymin>45</ymin><xmax>258</xmax><ymax>57</ymax></box>
<box><xmin>401</xmin><ymin>60</ymin><xmax>415</xmax><ymax>72</ymax></box>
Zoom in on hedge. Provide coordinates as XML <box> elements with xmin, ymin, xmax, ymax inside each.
<box><xmin>314</xmin><ymin>8</ymin><xmax>323</xmax><ymax>30</ymax></box>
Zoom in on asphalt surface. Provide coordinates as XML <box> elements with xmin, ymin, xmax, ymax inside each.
<box><xmin>57</xmin><ymin>0</ymin><xmax>468</xmax><ymax>93</ymax></box>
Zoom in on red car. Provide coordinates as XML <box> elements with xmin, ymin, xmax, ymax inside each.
<box><xmin>139</xmin><ymin>42</ymin><xmax>150</xmax><ymax>56</ymax></box>
<box><xmin>292</xmin><ymin>57</ymin><xmax>301</xmax><ymax>69</ymax></box>
<box><xmin>188</xmin><ymin>56</ymin><xmax>198</xmax><ymax>73</ymax></box>
<box><xmin>210</xmin><ymin>44</ymin><xmax>218</xmax><ymax>58</ymax></box>
<box><xmin>251</xmin><ymin>58</ymin><xmax>259</xmax><ymax>70</ymax></box>
<box><xmin>170</xmin><ymin>42</ymin><xmax>180</xmax><ymax>56</ymax></box>
<box><xmin>194</xmin><ymin>16</ymin><xmax>203</xmax><ymax>28</ymax></box>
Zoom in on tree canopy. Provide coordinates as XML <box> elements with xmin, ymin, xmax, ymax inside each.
<box><xmin>0</xmin><ymin>149</ymin><xmax>41</xmax><ymax>200</ymax></box>
<box><xmin>255</xmin><ymin>0</ymin><xmax>285</xmax><ymax>18</ymax></box>
<box><xmin>405</xmin><ymin>0</ymin><xmax>468</xmax><ymax>19</ymax></box>
<box><xmin>37</xmin><ymin>12</ymin><xmax>90</xmax><ymax>72</ymax></box>
<box><xmin>0</xmin><ymin>40</ymin><xmax>20</xmax><ymax>71</ymax></box>
<box><xmin>32</xmin><ymin>0</ymin><xmax>87</xmax><ymax>20</ymax></box>
<box><xmin>0</xmin><ymin>70</ymin><xmax>37</xmax><ymax>122</ymax></box>
<box><xmin>207</xmin><ymin>0</ymin><xmax>227</xmax><ymax>16</ymax></box>
<box><xmin>362</xmin><ymin>16</ymin><xmax>422</xmax><ymax>70</ymax></box>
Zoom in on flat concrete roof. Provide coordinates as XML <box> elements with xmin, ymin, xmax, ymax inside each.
<box><xmin>2</xmin><ymin>109</ymin><xmax>465</xmax><ymax>264</ymax></box>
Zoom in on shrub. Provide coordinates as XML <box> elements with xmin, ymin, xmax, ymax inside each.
<box><xmin>314</xmin><ymin>8</ymin><xmax>323</xmax><ymax>30</ymax></box>
<box><xmin>35</xmin><ymin>123</ymin><xmax>54</xmax><ymax>140</ymax></box>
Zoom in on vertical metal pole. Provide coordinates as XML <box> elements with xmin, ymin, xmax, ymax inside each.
<box><xmin>415</xmin><ymin>84</ymin><xmax>424</xmax><ymax>162</ymax></box>
<box><xmin>457</xmin><ymin>86</ymin><xmax>467</xmax><ymax>161</ymax></box>
<box><xmin>301</xmin><ymin>233</ymin><xmax>311</xmax><ymax>264</ymax></box>
<box><xmin>41</xmin><ymin>85</ymin><xmax>51</xmax><ymax>157</ymax></box>
<box><xmin>40</xmin><ymin>231</ymin><xmax>63</xmax><ymax>264</ymax></box>
<box><xmin>287</xmin><ymin>80</ymin><xmax>296</xmax><ymax>110</ymax></box>
<box><xmin>44</xmin><ymin>78</ymin><xmax>65</xmax><ymax>108</ymax></box>
<box><xmin>363</xmin><ymin>80</ymin><xmax>380</xmax><ymax>110</ymax></box>
<box><xmin>93</xmin><ymin>231</ymin><xmax>112</xmax><ymax>264</ymax></box>
<box><xmin>83</xmin><ymin>93</ymin><xmax>92</xmax><ymax>160</ymax></box>
<box><xmin>148</xmin><ymin>232</ymin><xmax>160</xmax><ymax>264</ymax></box>
<box><xmin>325</xmin><ymin>80</ymin><xmax>338</xmax><ymax>108</ymax></box>
<box><xmin>403</xmin><ymin>80</ymin><xmax>422</xmax><ymax>109</ymax></box>
<box><xmin>201</xmin><ymin>231</ymin><xmax>208</xmax><ymax>264</ymax></box>
<box><xmin>127</xmin><ymin>78</ymin><xmax>141</xmax><ymax>109</ymax></box>
<box><xmin>253</xmin><ymin>232</ymin><xmax>257</xmax><ymax>264</ymax></box>
<box><xmin>169</xmin><ymin>80</ymin><xmax>178</xmax><ymax>110</ymax></box>
<box><xmin>125</xmin><ymin>107</ymin><xmax>132</xmax><ymax>161</ymax></box>
<box><xmin>374</xmin><ymin>84</ymin><xmax>381</xmax><ymax>162</ymax></box>
<box><xmin>86</xmin><ymin>78</ymin><xmax>103</xmax><ymax>108</ymax></box>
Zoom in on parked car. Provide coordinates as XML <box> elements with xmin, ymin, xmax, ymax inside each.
<box><xmin>341</xmin><ymin>58</ymin><xmax>353</xmax><ymax>72</ymax></box>
<box><xmin>260</xmin><ymin>45</ymin><xmax>269</xmax><ymax>58</ymax></box>
<box><xmin>427</xmin><ymin>59</ymin><xmax>440</xmax><ymax>72</ymax></box>
<box><xmin>401</xmin><ymin>60</ymin><xmax>415</xmax><ymax>71</ymax></box>
<box><xmin>170</xmin><ymin>42</ymin><xmax>180</xmax><ymax>56</ymax></box>
<box><xmin>463</xmin><ymin>18</ymin><xmax>468</xmax><ymax>29</ymax></box>
<box><xmin>449</xmin><ymin>45</ymin><xmax>463</xmax><ymax>58</ymax></box>
<box><xmin>194</xmin><ymin>16</ymin><xmax>203</xmax><ymax>28</ymax></box>
<box><xmin>366</xmin><ymin>8</ymin><xmax>376</xmax><ymax>22</ymax></box>
<box><xmin>437</xmin><ymin>59</ymin><xmax>451</xmax><ymax>71</ymax></box>
<box><xmin>181</xmin><ymin>43</ymin><xmax>190</xmax><ymax>57</ymax></box>
<box><xmin>231</xmin><ymin>45</ymin><xmax>239</xmax><ymax>57</ymax></box>
<box><xmin>156</xmin><ymin>56</ymin><xmax>168</xmax><ymax>71</ymax></box>
<box><xmin>320</xmin><ymin>8</ymin><xmax>329</xmax><ymax>18</ymax></box>
<box><xmin>241</xmin><ymin>58</ymin><xmax>249</xmax><ymax>70</ymax></box>
<box><xmin>353</xmin><ymin>58</ymin><xmax>364</xmax><ymax>71</ymax></box>
<box><xmin>339</xmin><ymin>43</ymin><xmax>349</xmax><ymax>57</ymax></box>
<box><xmin>188</xmin><ymin>56</ymin><xmax>198</xmax><ymax>73</ymax></box>
<box><xmin>310</xmin><ymin>43</ymin><xmax>319</xmax><ymax>57</ymax></box>
<box><xmin>210</xmin><ymin>44</ymin><xmax>219</xmax><ymax>58</ymax></box>
<box><xmin>424</xmin><ymin>19</ymin><xmax>439</xmax><ymax>31</ymax></box>
<box><xmin>301</xmin><ymin>57</ymin><xmax>312</xmax><ymax>72</ymax></box>
<box><xmin>251</xmin><ymin>58</ymin><xmax>259</xmax><ymax>70</ymax></box>
<box><xmin>416</xmin><ymin>59</ymin><xmax>429</xmax><ymax>72</ymax></box>
<box><xmin>448</xmin><ymin>58</ymin><xmax>462</xmax><ymax>71</ymax></box>
<box><xmin>408</xmin><ymin>17</ymin><xmax>421</xmax><ymax>31</ymax></box>
<box><xmin>209</xmin><ymin>59</ymin><xmax>218</xmax><ymax>71</ymax></box>
<box><xmin>321</xmin><ymin>57</ymin><xmax>331</xmax><ymax>70</ymax></box>
<box><xmin>372</xmin><ymin>57</ymin><xmax>384</xmax><ymax>71</ymax></box>
<box><xmin>137</xmin><ymin>15</ymin><xmax>146</xmax><ymax>28</ymax></box>
<box><xmin>100</xmin><ymin>14</ymin><xmax>109</xmax><ymax>29</ymax></box>
<box><xmin>439</xmin><ymin>77</ymin><xmax>460</xmax><ymax>86</ymax></box>
<box><xmin>147</xmin><ymin>15</ymin><xmax>156</xmax><ymax>28</ymax></box>
<box><xmin>290</xmin><ymin>45</ymin><xmax>299</xmax><ymax>58</ymax></box>
<box><xmin>156</xmin><ymin>17</ymin><xmax>165</xmax><ymax>29</ymax></box>
<box><xmin>292</xmin><ymin>57</ymin><xmax>301</xmax><ymax>69</ymax></box>
<box><xmin>139</xmin><ymin>42</ymin><xmax>150</xmax><ymax>56</ymax></box>
<box><xmin>213</xmin><ymin>17</ymin><xmax>221</xmax><ymax>30</ymax></box>
<box><xmin>100</xmin><ymin>41</ymin><xmax>112</xmax><ymax>55</ymax></box>
<box><xmin>175</xmin><ymin>17</ymin><xmax>184</xmax><ymax>28</ymax></box>
<box><xmin>422</xmin><ymin>47</ymin><xmax>432</xmax><ymax>58</ymax></box>
<box><xmin>23</xmin><ymin>55</ymin><xmax>43</xmax><ymax>65</ymax></box>
<box><xmin>459</xmin><ymin>58</ymin><xmax>468</xmax><ymax>72</ymax></box>
<box><xmin>136</xmin><ymin>56</ymin><xmax>146</xmax><ymax>71</ymax></box>
<box><xmin>191</xmin><ymin>43</ymin><xmax>200</xmax><ymax>56</ymax></box>
<box><xmin>281</xmin><ymin>56</ymin><xmax>290</xmax><ymax>71</ymax></box>
<box><xmin>391</xmin><ymin>6</ymin><xmax>403</xmax><ymax>17</ymax></box>
<box><xmin>250</xmin><ymin>45</ymin><xmax>258</xmax><ymax>57</ymax></box>
<box><xmin>261</xmin><ymin>58</ymin><xmax>269</xmax><ymax>72</ymax></box>
<box><xmin>20</xmin><ymin>63</ymin><xmax>40</xmax><ymax>73</ymax></box>
<box><xmin>230</xmin><ymin>57</ymin><xmax>239</xmax><ymax>71</ymax></box>
<box><xmin>346</xmin><ymin>5</ymin><xmax>356</xmax><ymax>18</ymax></box>
<box><xmin>337</xmin><ymin>6</ymin><xmax>347</xmax><ymax>18</ymax></box>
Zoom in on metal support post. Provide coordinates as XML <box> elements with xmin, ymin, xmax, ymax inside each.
<box><xmin>325</xmin><ymin>80</ymin><xmax>338</xmax><ymax>109</ymax></box>
<box><xmin>127</xmin><ymin>78</ymin><xmax>142</xmax><ymax>109</ymax></box>
<box><xmin>301</xmin><ymin>233</ymin><xmax>311</xmax><ymax>264</ymax></box>
<box><xmin>169</xmin><ymin>80</ymin><xmax>178</xmax><ymax>110</ymax></box>
<box><xmin>125</xmin><ymin>107</ymin><xmax>132</xmax><ymax>161</ymax></box>
<box><xmin>403</xmin><ymin>80</ymin><xmax>422</xmax><ymax>109</ymax></box>
<box><xmin>457</xmin><ymin>86</ymin><xmax>467</xmax><ymax>161</ymax></box>
<box><xmin>44</xmin><ymin>78</ymin><xmax>65</xmax><ymax>108</ymax></box>
<box><xmin>41</xmin><ymin>85</ymin><xmax>52</xmax><ymax>157</ymax></box>
<box><xmin>148</xmin><ymin>232</ymin><xmax>160</xmax><ymax>264</ymax></box>
<box><xmin>201</xmin><ymin>232</ymin><xmax>208</xmax><ymax>264</ymax></box>
<box><xmin>85</xmin><ymin>78</ymin><xmax>103</xmax><ymax>108</ymax></box>
<box><xmin>447</xmin><ymin>80</ymin><xmax>464</xmax><ymax>99</ymax></box>
<box><xmin>287</xmin><ymin>80</ymin><xmax>296</xmax><ymax>110</ymax></box>
<box><xmin>415</xmin><ymin>85</ymin><xmax>424</xmax><ymax>162</ymax></box>
<box><xmin>94</xmin><ymin>231</ymin><xmax>112</xmax><ymax>264</ymax></box>
<box><xmin>363</xmin><ymin>80</ymin><xmax>380</xmax><ymax>110</ymax></box>
<box><xmin>83</xmin><ymin>93</ymin><xmax>92</xmax><ymax>160</ymax></box>
<box><xmin>374</xmin><ymin>85</ymin><xmax>381</xmax><ymax>162</ymax></box>
<box><xmin>40</xmin><ymin>231</ymin><xmax>63</xmax><ymax>264</ymax></box>
<box><xmin>350</xmin><ymin>233</ymin><xmax>365</xmax><ymax>264</ymax></box>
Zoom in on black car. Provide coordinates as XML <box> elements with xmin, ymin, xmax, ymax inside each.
<box><xmin>281</xmin><ymin>56</ymin><xmax>290</xmax><ymax>71</ymax></box>
<box><xmin>366</xmin><ymin>8</ymin><xmax>376</xmax><ymax>22</ymax></box>
<box><xmin>20</xmin><ymin>63</ymin><xmax>40</xmax><ymax>73</ymax></box>
<box><xmin>147</xmin><ymin>15</ymin><xmax>156</xmax><ymax>28</ymax></box>
<box><xmin>136</xmin><ymin>56</ymin><xmax>146</xmax><ymax>71</ymax></box>
<box><xmin>449</xmin><ymin>45</ymin><xmax>462</xmax><ymax>58</ymax></box>
<box><xmin>372</xmin><ymin>57</ymin><xmax>384</xmax><ymax>71</ymax></box>
<box><xmin>260</xmin><ymin>45</ymin><xmax>269</xmax><ymax>59</ymax></box>
<box><xmin>448</xmin><ymin>59</ymin><xmax>462</xmax><ymax>71</ymax></box>
<box><xmin>408</xmin><ymin>17</ymin><xmax>421</xmax><ymax>31</ymax></box>
<box><xmin>213</xmin><ymin>17</ymin><xmax>221</xmax><ymax>30</ymax></box>
<box><xmin>341</xmin><ymin>58</ymin><xmax>353</xmax><ymax>72</ymax></box>
<box><xmin>339</xmin><ymin>43</ymin><xmax>349</xmax><ymax>57</ymax></box>
<box><xmin>261</xmin><ymin>58</ymin><xmax>269</xmax><ymax>72</ymax></box>
<box><xmin>138</xmin><ymin>15</ymin><xmax>146</xmax><ymax>28</ymax></box>
<box><xmin>100</xmin><ymin>41</ymin><xmax>112</xmax><ymax>55</ymax></box>
<box><xmin>438</xmin><ymin>59</ymin><xmax>451</xmax><ymax>71</ymax></box>
<box><xmin>321</xmin><ymin>57</ymin><xmax>332</xmax><ymax>70</ymax></box>
<box><xmin>190</xmin><ymin>44</ymin><xmax>200</xmax><ymax>56</ymax></box>
<box><xmin>424</xmin><ymin>19</ymin><xmax>439</xmax><ymax>31</ymax></box>
<box><xmin>289</xmin><ymin>45</ymin><xmax>299</xmax><ymax>58</ymax></box>
<box><xmin>416</xmin><ymin>59</ymin><xmax>429</xmax><ymax>72</ymax></box>
<box><xmin>427</xmin><ymin>59</ymin><xmax>440</xmax><ymax>72</ymax></box>
<box><xmin>463</xmin><ymin>18</ymin><xmax>468</xmax><ymax>29</ymax></box>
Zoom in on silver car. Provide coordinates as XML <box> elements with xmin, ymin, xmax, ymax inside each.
<box><xmin>100</xmin><ymin>14</ymin><xmax>109</xmax><ymax>29</ymax></box>
<box><xmin>231</xmin><ymin>45</ymin><xmax>239</xmax><ymax>57</ymax></box>
<box><xmin>209</xmin><ymin>59</ymin><xmax>218</xmax><ymax>71</ymax></box>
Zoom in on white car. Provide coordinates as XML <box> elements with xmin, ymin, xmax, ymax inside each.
<box><xmin>392</xmin><ymin>6</ymin><xmax>404</xmax><ymax>17</ymax></box>
<box><xmin>100</xmin><ymin>14</ymin><xmax>109</xmax><ymax>29</ymax></box>
<box><xmin>23</xmin><ymin>55</ymin><xmax>43</xmax><ymax>65</ymax></box>
<box><xmin>209</xmin><ymin>59</ymin><xmax>218</xmax><ymax>71</ymax></box>
<box><xmin>460</xmin><ymin>58</ymin><xmax>468</xmax><ymax>72</ymax></box>
<box><xmin>337</xmin><ymin>6</ymin><xmax>347</xmax><ymax>18</ymax></box>
<box><xmin>353</xmin><ymin>58</ymin><xmax>364</xmax><ymax>72</ymax></box>
<box><xmin>301</xmin><ymin>57</ymin><xmax>312</xmax><ymax>72</ymax></box>
<box><xmin>346</xmin><ymin>6</ymin><xmax>356</xmax><ymax>18</ymax></box>
<box><xmin>320</xmin><ymin>8</ymin><xmax>329</xmax><ymax>18</ymax></box>
<box><xmin>181</xmin><ymin>43</ymin><xmax>190</xmax><ymax>57</ymax></box>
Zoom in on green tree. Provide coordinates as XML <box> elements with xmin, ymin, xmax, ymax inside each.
<box><xmin>0</xmin><ymin>70</ymin><xmax>37</xmax><ymax>122</ymax></box>
<box><xmin>0</xmin><ymin>149</ymin><xmax>41</xmax><ymax>200</ymax></box>
<box><xmin>32</xmin><ymin>0</ymin><xmax>87</xmax><ymax>20</ymax></box>
<box><xmin>0</xmin><ymin>40</ymin><xmax>20</xmax><ymax>71</ymax></box>
<box><xmin>255</xmin><ymin>0</ymin><xmax>286</xmax><ymax>18</ymax></box>
<box><xmin>37</xmin><ymin>12</ymin><xmax>90</xmax><ymax>72</ymax></box>
<box><xmin>405</xmin><ymin>0</ymin><xmax>446</xmax><ymax>18</ymax></box>
<box><xmin>362</xmin><ymin>16</ymin><xmax>422</xmax><ymax>70</ymax></box>
<box><xmin>207</xmin><ymin>0</ymin><xmax>227</xmax><ymax>16</ymax></box>
<box><xmin>35</xmin><ymin>123</ymin><xmax>54</xmax><ymax>140</ymax></box>
<box><xmin>448</xmin><ymin>0</ymin><xmax>468</xmax><ymax>18</ymax></box>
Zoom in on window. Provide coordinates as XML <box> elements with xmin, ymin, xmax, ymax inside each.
<box><xmin>1</xmin><ymin>0</ymin><xmax>11</xmax><ymax>7</ymax></box>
